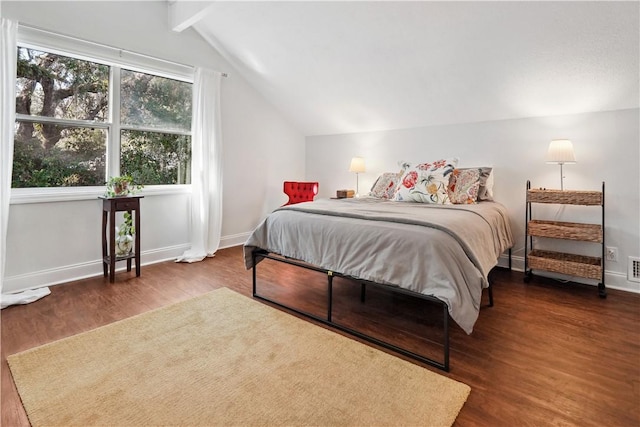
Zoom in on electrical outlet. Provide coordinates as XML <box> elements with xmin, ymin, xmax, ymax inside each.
<box><xmin>606</xmin><ymin>247</ymin><xmax>618</xmax><ymax>262</ymax></box>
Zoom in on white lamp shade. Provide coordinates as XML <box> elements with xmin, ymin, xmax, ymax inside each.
<box><xmin>546</xmin><ymin>139</ymin><xmax>576</xmax><ymax>164</ymax></box>
<box><xmin>349</xmin><ymin>157</ymin><xmax>366</xmax><ymax>173</ymax></box>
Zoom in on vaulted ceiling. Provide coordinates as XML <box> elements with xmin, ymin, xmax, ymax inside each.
<box><xmin>171</xmin><ymin>1</ymin><xmax>639</xmax><ymax>136</ymax></box>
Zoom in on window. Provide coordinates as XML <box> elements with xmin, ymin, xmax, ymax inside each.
<box><xmin>13</xmin><ymin>45</ymin><xmax>192</xmax><ymax>190</ymax></box>
<box><xmin>14</xmin><ymin>48</ymin><xmax>109</xmax><ymax>187</ymax></box>
<box><xmin>119</xmin><ymin>70</ymin><xmax>192</xmax><ymax>185</ymax></box>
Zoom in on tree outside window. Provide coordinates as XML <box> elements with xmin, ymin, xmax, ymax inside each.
<box><xmin>120</xmin><ymin>70</ymin><xmax>192</xmax><ymax>185</ymax></box>
<box><xmin>13</xmin><ymin>47</ymin><xmax>192</xmax><ymax>189</ymax></box>
<box><xmin>14</xmin><ymin>48</ymin><xmax>108</xmax><ymax>187</ymax></box>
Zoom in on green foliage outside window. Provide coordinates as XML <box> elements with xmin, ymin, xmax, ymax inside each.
<box><xmin>121</xmin><ymin>69</ymin><xmax>192</xmax><ymax>132</ymax></box>
<box><xmin>13</xmin><ymin>47</ymin><xmax>193</xmax><ymax>189</ymax></box>
<box><xmin>13</xmin><ymin>48</ymin><xmax>109</xmax><ymax>187</ymax></box>
<box><xmin>12</xmin><ymin>126</ymin><xmax>106</xmax><ymax>187</ymax></box>
<box><xmin>121</xmin><ymin>130</ymin><xmax>191</xmax><ymax>185</ymax></box>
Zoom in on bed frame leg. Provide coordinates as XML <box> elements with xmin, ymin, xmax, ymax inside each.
<box><xmin>327</xmin><ymin>272</ymin><xmax>334</xmax><ymax>322</ymax></box>
<box><xmin>487</xmin><ymin>282</ymin><xmax>494</xmax><ymax>307</ymax></box>
<box><xmin>443</xmin><ymin>303</ymin><xmax>450</xmax><ymax>372</ymax></box>
<box><xmin>252</xmin><ymin>251</ymin><xmax>257</xmax><ymax>297</ymax></box>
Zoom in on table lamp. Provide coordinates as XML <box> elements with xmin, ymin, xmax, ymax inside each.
<box><xmin>349</xmin><ymin>157</ymin><xmax>366</xmax><ymax>197</ymax></box>
<box><xmin>546</xmin><ymin>139</ymin><xmax>576</xmax><ymax>190</ymax></box>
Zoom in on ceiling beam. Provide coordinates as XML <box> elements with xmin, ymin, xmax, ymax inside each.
<box><xmin>168</xmin><ymin>1</ymin><xmax>215</xmax><ymax>33</ymax></box>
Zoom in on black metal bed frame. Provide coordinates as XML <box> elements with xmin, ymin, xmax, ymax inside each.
<box><xmin>251</xmin><ymin>248</ymin><xmax>510</xmax><ymax>372</ymax></box>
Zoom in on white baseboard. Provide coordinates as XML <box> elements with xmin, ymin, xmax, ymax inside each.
<box><xmin>604</xmin><ymin>271</ymin><xmax>640</xmax><ymax>293</ymax></box>
<box><xmin>6</xmin><ymin>242</ymin><xmax>638</xmax><ymax>295</ymax></box>
<box><xmin>3</xmin><ymin>244</ymin><xmax>190</xmax><ymax>295</ymax></box>
<box><xmin>219</xmin><ymin>232</ymin><xmax>250</xmax><ymax>249</ymax></box>
<box><xmin>3</xmin><ymin>233</ymin><xmax>251</xmax><ymax>295</ymax></box>
<box><xmin>497</xmin><ymin>253</ymin><xmax>524</xmax><ymax>271</ymax></box>
<box><xmin>497</xmin><ymin>254</ymin><xmax>640</xmax><ymax>294</ymax></box>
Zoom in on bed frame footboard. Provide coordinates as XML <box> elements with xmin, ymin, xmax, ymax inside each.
<box><xmin>251</xmin><ymin>249</ymin><xmax>451</xmax><ymax>372</ymax></box>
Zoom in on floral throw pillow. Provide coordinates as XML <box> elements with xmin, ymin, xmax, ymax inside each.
<box><xmin>448</xmin><ymin>168</ymin><xmax>480</xmax><ymax>204</ymax></box>
<box><xmin>369</xmin><ymin>172</ymin><xmax>401</xmax><ymax>199</ymax></box>
<box><xmin>393</xmin><ymin>158</ymin><xmax>458</xmax><ymax>203</ymax></box>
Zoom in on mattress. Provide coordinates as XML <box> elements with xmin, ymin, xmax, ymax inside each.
<box><xmin>244</xmin><ymin>197</ymin><xmax>513</xmax><ymax>334</ymax></box>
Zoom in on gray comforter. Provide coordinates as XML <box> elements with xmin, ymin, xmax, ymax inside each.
<box><xmin>244</xmin><ymin>198</ymin><xmax>513</xmax><ymax>334</ymax></box>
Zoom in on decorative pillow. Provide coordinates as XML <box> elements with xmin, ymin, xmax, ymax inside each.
<box><xmin>369</xmin><ymin>172</ymin><xmax>402</xmax><ymax>199</ymax></box>
<box><xmin>393</xmin><ymin>158</ymin><xmax>458</xmax><ymax>204</ymax></box>
<box><xmin>448</xmin><ymin>168</ymin><xmax>480</xmax><ymax>204</ymax></box>
<box><xmin>478</xmin><ymin>167</ymin><xmax>494</xmax><ymax>201</ymax></box>
<box><xmin>454</xmin><ymin>167</ymin><xmax>493</xmax><ymax>201</ymax></box>
<box><xmin>397</xmin><ymin>160</ymin><xmax>411</xmax><ymax>173</ymax></box>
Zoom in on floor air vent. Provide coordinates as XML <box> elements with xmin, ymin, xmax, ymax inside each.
<box><xmin>629</xmin><ymin>257</ymin><xmax>640</xmax><ymax>283</ymax></box>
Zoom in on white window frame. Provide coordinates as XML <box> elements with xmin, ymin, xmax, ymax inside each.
<box><xmin>11</xmin><ymin>26</ymin><xmax>194</xmax><ymax>204</ymax></box>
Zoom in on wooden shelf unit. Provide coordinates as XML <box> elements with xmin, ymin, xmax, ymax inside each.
<box><xmin>100</xmin><ymin>195</ymin><xmax>143</xmax><ymax>283</ymax></box>
<box><xmin>524</xmin><ymin>181</ymin><xmax>606</xmax><ymax>298</ymax></box>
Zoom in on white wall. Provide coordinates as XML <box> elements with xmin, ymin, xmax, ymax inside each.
<box><xmin>306</xmin><ymin>108</ymin><xmax>640</xmax><ymax>293</ymax></box>
<box><xmin>2</xmin><ymin>1</ymin><xmax>305</xmax><ymax>293</ymax></box>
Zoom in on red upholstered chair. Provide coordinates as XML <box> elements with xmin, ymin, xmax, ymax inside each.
<box><xmin>283</xmin><ymin>181</ymin><xmax>319</xmax><ymax>205</ymax></box>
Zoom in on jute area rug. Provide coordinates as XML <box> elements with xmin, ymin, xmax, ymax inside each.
<box><xmin>8</xmin><ymin>287</ymin><xmax>470</xmax><ymax>426</ymax></box>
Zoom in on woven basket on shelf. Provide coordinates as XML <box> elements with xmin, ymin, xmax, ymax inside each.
<box><xmin>527</xmin><ymin>189</ymin><xmax>602</xmax><ymax>206</ymax></box>
<box><xmin>527</xmin><ymin>249</ymin><xmax>602</xmax><ymax>280</ymax></box>
<box><xmin>528</xmin><ymin>220</ymin><xmax>602</xmax><ymax>242</ymax></box>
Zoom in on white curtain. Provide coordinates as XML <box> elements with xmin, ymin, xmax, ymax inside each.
<box><xmin>1</xmin><ymin>18</ymin><xmax>18</xmax><ymax>295</ymax></box>
<box><xmin>176</xmin><ymin>68</ymin><xmax>223</xmax><ymax>263</ymax></box>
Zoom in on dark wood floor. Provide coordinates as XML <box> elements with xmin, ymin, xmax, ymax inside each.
<box><xmin>2</xmin><ymin>245</ymin><xmax>639</xmax><ymax>426</ymax></box>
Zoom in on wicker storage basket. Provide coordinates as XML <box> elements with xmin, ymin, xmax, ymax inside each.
<box><xmin>527</xmin><ymin>220</ymin><xmax>603</xmax><ymax>242</ymax></box>
<box><xmin>527</xmin><ymin>249</ymin><xmax>602</xmax><ymax>280</ymax></box>
<box><xmin>527</xmin><ymin>189</ymin><xmax>602</xmax><ymax>205</ymax></box>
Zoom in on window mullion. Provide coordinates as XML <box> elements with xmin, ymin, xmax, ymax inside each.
<box><xmin>120</xmin><ymin>124</ymin><xmax>191</xmax><ymax>137</ymax></box>
<box><xmin>14</xmin><ymin>114</ymin><xmax>110</xmax><ymax>129</ymax></box>
<box><xmin>109</xmin><ymin>66</ymin><xmax>122</xmax><ymax>178</ymax></box>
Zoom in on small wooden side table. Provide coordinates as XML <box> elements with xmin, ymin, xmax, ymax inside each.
<box><xmin>100</xmin><ymin>195</ymin><xmax>143</xmax><ymax>282</ymax></box>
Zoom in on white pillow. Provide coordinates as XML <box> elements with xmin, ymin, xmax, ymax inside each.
<box><xmin>393</xmin><ymin>158</ymin><xmax>459</xmax><ymax>204</ymax></box>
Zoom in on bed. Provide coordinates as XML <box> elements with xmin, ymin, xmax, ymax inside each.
<box><xmin>244</xmin><ymin>197</ymin><xmax>513</xmax><ymax>371</ymax></box>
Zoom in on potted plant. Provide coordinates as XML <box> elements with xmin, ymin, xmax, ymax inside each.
<box><xmin>115</xmin><ymin>212</ymin><xmax>135</xmax><ymax>256</ymax></box>
<box><xmin>105</xmin><ymin>175</ymin><xmax>143</xmax><ymax>198</ymax></box>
